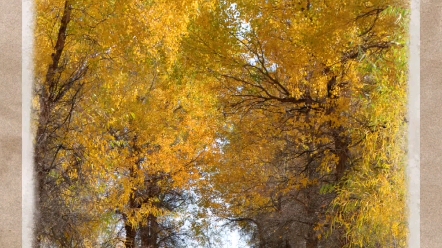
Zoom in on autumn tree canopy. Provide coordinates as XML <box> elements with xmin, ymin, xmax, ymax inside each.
<box><xmin>33</xmin><ymin>0</ymin><xmax>409</xmax><ymax>247</ymax></box>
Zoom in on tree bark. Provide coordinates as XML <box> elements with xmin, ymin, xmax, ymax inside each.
<box><xmin>140</xmin><ymin>214</ymin><xmax>160</xmax><ymax>248</ymax></box>
<box><xmin>124</xmin><ymin>222</ymin><xmax>137</xmax><ymax>248</ymax></box>
<box><xmin>34</xmin><ymin>1</ymin><xmax>73</xmax><ymax>247</ymax></box>
<box><xmin>333</xmin><ymin>130</ymin><xmax>350</xmax><ymax>181</ymax></box>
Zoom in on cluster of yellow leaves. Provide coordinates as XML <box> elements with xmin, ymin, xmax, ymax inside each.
<box><xmin>183</xmin><ymin>0</ymin><xmax>409</xmax><ymax>246</ymax></box>
<box><xmin>35</xmin><ymin>0</ymin><xmax>221</xmax><ymax>243</ymax></box>
<box><xmin>330</xmin><ymin>7</ymin><xmax>409</xmax><ymax>246</ymax></box>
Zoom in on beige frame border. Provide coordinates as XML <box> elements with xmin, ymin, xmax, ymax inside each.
<box><xmin>0</xmin><ymin>0</ymin><xmax>22</xmax><ymax>246</ymax></box>
<box><xmin>420</xmin><ymin>0</ymin><xmax>442</xmax><ymax>247</ymax></box>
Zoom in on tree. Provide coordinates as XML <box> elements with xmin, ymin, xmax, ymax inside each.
<box><xmin>183</xmin><ymin>0</ymin><xmax>408</xmax><ymax>247</ymax></box>
<box><xmin>34</xmin><ymin>0</ymin><xmax>219</xmax><ymax>246</ymax></box>
<box><xmin>33</xmin><ymin>0</ymin><xmax>102</xmax><ymax>245</ymax></box>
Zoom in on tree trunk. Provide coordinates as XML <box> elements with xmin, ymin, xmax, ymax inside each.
<box><xmin>140</xmin><ymin>214</ymin><xmax>160</xmax><ymax>248</ymax></box>
<box><xmin>34</xmin><ymin>1</ymin><xmax>73</xmax><ymax>246</ymax></box>
<box><xmin>306</xmin><ymin>193</ymin><xmax>319</xmax><ymax>248</ymax></box>
<box><xmin>124</xmin><ymin>222</ymin><xmax>137</xmax><ymax>248</ymax></box>
<box><xmin>333</xmin><ymin>129</ymin><xmax>349</xmax><ymax>181</ymax></box>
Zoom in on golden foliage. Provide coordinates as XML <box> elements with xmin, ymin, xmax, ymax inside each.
<box><xmin>34</xmin><ymin>0</ymin><xmax>409</xmax><ymax>246</ymax></box>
